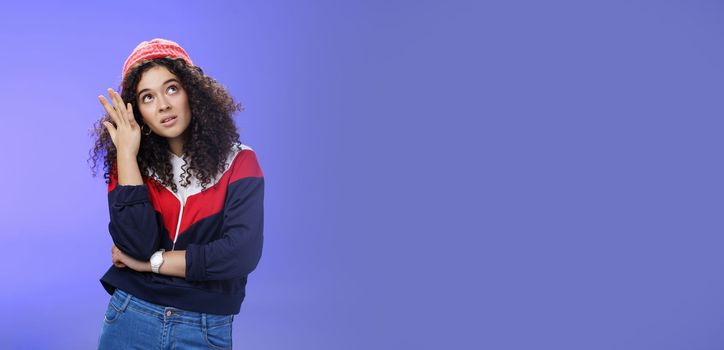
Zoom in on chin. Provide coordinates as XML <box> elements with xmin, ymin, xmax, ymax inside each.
<box><xmin>156</xmin><ymin>130</ymin><xmax>185</xmax><ymax>139</ymax></box>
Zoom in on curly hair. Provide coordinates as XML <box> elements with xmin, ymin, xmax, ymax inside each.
<box><xmin>89</xmin><ymin>58</ymin><xmax>243</xmax><ymax>193</ymax></box>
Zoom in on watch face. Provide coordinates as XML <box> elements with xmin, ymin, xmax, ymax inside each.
<box><xmin>151</xmin><ymin>254</ymin><xmax>162</xmax><ymax>265</ymax></box>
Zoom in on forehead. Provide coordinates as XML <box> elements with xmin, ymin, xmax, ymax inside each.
<box><xmin>137</xmin><ymin>65</ymin><xmax>178</xmax><ymax>91</ymax></box>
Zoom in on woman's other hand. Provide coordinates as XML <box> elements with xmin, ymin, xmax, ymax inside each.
<box><xmin>112</xmin><ymin>244</ymin><xmax>150</xmax><ymax>273</ymax></box>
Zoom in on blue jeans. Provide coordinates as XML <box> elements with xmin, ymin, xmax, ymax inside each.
<box><xmin>97</xmin><ymin>289</ymin><xmax>234</xmax><ymax>349</ymax></box>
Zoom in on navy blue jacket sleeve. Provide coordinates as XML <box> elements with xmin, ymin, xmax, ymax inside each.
<box><xmin>107</xmin><ymin>183</ymin><xmax>162</xmax><ymax>261</ymax></box>
<box><xmin>185</xmin><ymin>175</ymin><xmax>265</xmax><ymax>282</ymax></box>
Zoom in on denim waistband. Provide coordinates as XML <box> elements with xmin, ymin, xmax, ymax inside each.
<box><xmin>110</xmin><ymin>288</ymin><xmax>234</xmax><ymax>327</ymax></box>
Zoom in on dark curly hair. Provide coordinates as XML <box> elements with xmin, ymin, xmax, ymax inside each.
<box><xmin>89</xmin><ymin>57</ymin><xmax>243</xmax><ymax>193</ymax></box>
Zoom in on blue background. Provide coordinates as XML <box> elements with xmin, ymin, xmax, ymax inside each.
<box><xmin>0</xmin><ymin>0</ymin><xmax>722</xmax><ymax>349</ymax></box>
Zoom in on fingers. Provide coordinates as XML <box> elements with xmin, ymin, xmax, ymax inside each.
<box><xmin>111</xmin><ymin>245</ymin><xmax>125</xmax><ymax>268</ymax></box>
<box><xmin>108</xmin><ymin>89</ymin><xmax>127</xmax><ymax>126</ymax></box>
<box><xmin>126</xmin><ymin>102</ymin><xmax>137</xmax><ymax>126</ymax></box>
<box><xmin>111</xmin><ymin>89</ymin><xmax>125</xmax><ymax>120</ymax></box>
<box><xmin>113</xmin><ymin>257</ymin><xmax>126</xmax><ymax>268</ymax></box>
<box><xmin>100</xmin><ymin>88</ymin><xmax>127</xmax><ymax>127</ymax></box>
<box><xmin>99</xmin><ymin>87</ymin><xmax>140</xmax><ymax>150</ymax></box>
<box><xmin>102</xmin><ymin>121</ymin><xmax>116</xmax><ymax>136</ymax></box>
<box><xmin>98</xmin><ymin>95</ymin><xmax>120</xmax><ymax>126</ymax></box>
<box><xmin>111</xmin><ymin>90</ymin><xmax>134</xmax><ymax>125</ymax></box>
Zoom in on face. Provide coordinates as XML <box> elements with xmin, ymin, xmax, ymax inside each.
<box><xmin>135</xmin><ymin>65</ymin><xmax>192</xmax><ymax>142</ymax></box>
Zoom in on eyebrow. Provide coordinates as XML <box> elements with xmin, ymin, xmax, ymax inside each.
<box><xmin>137</xmin><ymin>79</ymin><xmax>180</xmax><ymax>97</ymax></box>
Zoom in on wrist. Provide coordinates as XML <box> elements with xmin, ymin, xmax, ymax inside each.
<box><xmin>116</xmin><ymin>151</ymin><xmax>137</xmax><ymax>161</ymax></box>
<box><xmin>150</xmin><ymin>250</ymin><xmax>165</xmax><ymax>274</ymax></box>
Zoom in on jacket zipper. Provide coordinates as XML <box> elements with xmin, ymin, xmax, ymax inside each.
<box><xmin>172</xmin><ymin>197</ymin><xmax>184</xmax><ymax>251</ymax></box>
<box><xmin>164</xmin><ymin>187</ymin><xmax>185</xmax><ymax>251</ymax></box>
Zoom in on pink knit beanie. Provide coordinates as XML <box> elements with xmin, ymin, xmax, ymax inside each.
<box><xmin>121</xmin><ymin>38</ymin><xmax>193</xmax><ymax>82</ymax></box>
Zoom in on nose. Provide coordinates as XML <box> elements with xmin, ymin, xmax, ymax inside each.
<box><xmin>158</xmin><ymin>96</ymin><xmax>171</xmax><ymax>112</ymax></box>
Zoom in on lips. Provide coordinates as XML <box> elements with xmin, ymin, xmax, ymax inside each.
<box><xmin>161</xmin><ymin>116</ymin><xmax>177</xmax><ymax>125</ymax></box>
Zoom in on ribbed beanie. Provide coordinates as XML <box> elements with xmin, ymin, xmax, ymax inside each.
<box><xmin>121</xmin><ymin>38</ymin><xmax>193</xmax><ymax>82</ymax></box>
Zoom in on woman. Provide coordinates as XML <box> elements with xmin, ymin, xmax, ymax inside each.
<box><xmin>89</xmin><ymin>38</ymin><xmax>264</xmax><ymax>349</ymax></box>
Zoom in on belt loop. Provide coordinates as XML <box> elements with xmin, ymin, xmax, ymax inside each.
<box><xmin>118</xmin><ymin>290</ymin><xmax>132</xmax><ymax>312</ymax></box>
<box><xmin>201</xmin><ymin>313</ymin><xmax>208</xmax><ymax>329</ymax></box>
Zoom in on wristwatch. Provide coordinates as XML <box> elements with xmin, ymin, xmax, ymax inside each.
<box><xmin>150</xmin><ymin>250</ymin><xmax>165</xmax><ymax>274</ymax></box>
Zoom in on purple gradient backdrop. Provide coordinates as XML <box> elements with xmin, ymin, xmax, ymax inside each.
<box><xmin>0</xmin><ymin>0</ymin><xmax>723</xmax><ymax>349</ymax></box>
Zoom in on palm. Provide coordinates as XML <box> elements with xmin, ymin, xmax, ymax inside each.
<box><xmin>99</xmin><ymin>88</ymin><xmax>141</xmax><ymax>157</ymax></box>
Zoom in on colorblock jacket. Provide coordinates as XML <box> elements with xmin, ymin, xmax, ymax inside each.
<box><xmin>100</xmin><ymin>143</ymin><xmax>264</xmax><ymax>315</ymax></box>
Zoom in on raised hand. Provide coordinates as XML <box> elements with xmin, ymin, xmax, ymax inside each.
<box><xmin>99</xmin><ymin>88</ymin><xmax>141</xmax><ymax>158</ymax></box>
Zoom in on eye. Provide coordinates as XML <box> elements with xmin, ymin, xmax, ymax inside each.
<box><xmin>141</xmin><ymin>94</ymin><xmax>153</xmax><ymax>103</ymax></box>
<box><xmin>167</xmin><ymin>85</ymin><xmax>179</xmax><ymax>94</ymax></box>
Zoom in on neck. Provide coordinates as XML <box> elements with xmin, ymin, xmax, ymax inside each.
<box><xmin>168</xmin><ymin>137</ymin><xmax>185</xmax><ymax>157</ymax></box>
